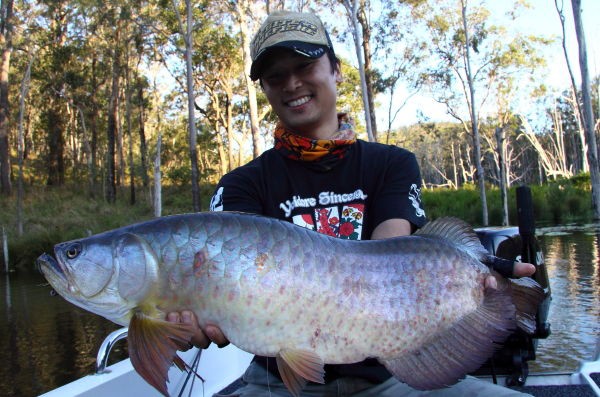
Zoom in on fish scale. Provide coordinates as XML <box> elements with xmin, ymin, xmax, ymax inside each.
<box><xmin>37</xmin><ymin>212</ymin><xmax>544</xmax><ymax>397</ymax></box>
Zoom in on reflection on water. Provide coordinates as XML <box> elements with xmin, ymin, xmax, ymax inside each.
<box><xmin>0</xmin><ymin>230</ymin><xmax>599</xmax><ymax>396</ymax></box>
<box><xmin>0</xmin><ymin>271</ymin><xmax>126</xmax><ymax>397</ymax></box>
<box><xmin>529</xmin><ymin>228</ymin><xmax>600</xmax><ymax>372</ymax></box>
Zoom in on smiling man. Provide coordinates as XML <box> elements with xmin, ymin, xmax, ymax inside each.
<box><xmin>168</xmin><ymin>10</ymin><xmax>535</xmax><ymax>397</ymax></box>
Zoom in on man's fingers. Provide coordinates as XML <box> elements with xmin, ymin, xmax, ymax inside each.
<box><xmin>165</xmin><ymin>310</ymin><xmax>229</xmax><ymax>349</ymax></box>
<box><xmin>181</xmin><ymin>311</ymin><xmax>211</xmax><ymax>349</ymax></box>
<box><xmin>205</xmin><ymin>325</ymin><xmax>230</xmax><ymax>348</ymax></box>
<box><xmin>485</xmin><ymin>275</ymin><xmax>498</xmax><ymax>290</ymax></box>
<box><xmin>514</xmin><ymin>262</ymin><xmax>536</xmax><ymax>277</ymax></box>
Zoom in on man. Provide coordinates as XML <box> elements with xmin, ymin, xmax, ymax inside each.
<box><xmin>168</xmin><ymin>10</ymin><xmax>535</xmax><ymax>396</ymax></box>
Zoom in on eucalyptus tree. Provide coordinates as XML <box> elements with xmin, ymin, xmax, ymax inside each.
<box><xmin>410</xmin><ymin>0</ymin><xmax>549</xmax><ymax>225</ymax></box>
<box><xmin>226</xmin><ymin>0</ymin><xmax>265</xmax><ymax>159</ymax></box>
<box><xmin>169</xmin><ymin>0</ymin><xmax>203</xmax><ymax>211</ymax></box>
<box><xmin>571</xmin><ymin>0</ymin><xmax>600</xmax><ymax>219</ymax></box>
<box><xmin>0</xmin><ymin>0</ymin><xmax>14</xmax><ymax>195</ymax></box>
<box><xmin>553</xmin><ymin>0</ymin><xmax>594</xmax><ymax>176</ymax></box>
<box><xmin>192</xmin><ymin>20</ymin><xmax>244</xmax><ymax>177</ymax></box>
<box><xmin>34</xmin><ymin>0</ymin><xmax>80</xmax><ymax>187</ymax></box>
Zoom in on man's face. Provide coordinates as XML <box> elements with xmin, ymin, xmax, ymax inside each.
<box><xmin>260</xmin><ymin>50</ymin><xmax>341</xmax><ymax>139</ymax></box>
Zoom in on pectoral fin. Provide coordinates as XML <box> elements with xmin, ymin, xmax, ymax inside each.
<box><xmin>276</xmin><ymin>348</ymin><xmax>325</xmax><ymax>397</ymax></box>
<box><xmin>128</xmin><ymin>311</ymin><xmax>196</xmax><ymax>396</ymax></box>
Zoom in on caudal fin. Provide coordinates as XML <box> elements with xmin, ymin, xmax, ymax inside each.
<box><xmin>507</xmin><ymin>276</ymin><xmax>545</xmax><ymax>333</ymax></box>
<box><xmin>380</xmin><ymin>276</ymin><xmax>543</xmax><ymax>390</ymax></box>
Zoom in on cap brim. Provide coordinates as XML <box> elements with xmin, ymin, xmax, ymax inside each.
<box><xmin>250</xmin><ymin>42</ymin><xmax>329</xmax><ymax>81</ymax></box>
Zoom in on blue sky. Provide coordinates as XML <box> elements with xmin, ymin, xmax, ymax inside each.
<box><xmin>357</xmin><ymin>0</ymin><xmax>600</xmax><ymax>128</ymax></box>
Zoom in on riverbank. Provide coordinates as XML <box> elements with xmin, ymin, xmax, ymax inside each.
<box><xmin>0</xmin><ymin>177</ymin><xmax>593</xmax><ymax>270</ymax></box>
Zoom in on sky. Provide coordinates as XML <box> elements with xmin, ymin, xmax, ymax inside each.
<box><xmin>334</xmin><ymin>0</ymin><xmax>600</xmax><ymax>129</ymax></box>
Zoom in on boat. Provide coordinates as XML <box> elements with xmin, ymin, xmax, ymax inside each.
<box><xmin>36</xmin><ymin>336</ymin><xmax>600</xmax><ymax>397</ymax></box>
<box><xmin>39</xmin><ymin>187</ymin><xmax>600</xmax><ymax>397</ymax></box>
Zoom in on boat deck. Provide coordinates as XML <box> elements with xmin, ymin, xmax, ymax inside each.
<box><xmin>214</xmin><ymin>373</ymin><xmax>600</xmax><ymax>397</ymax></box>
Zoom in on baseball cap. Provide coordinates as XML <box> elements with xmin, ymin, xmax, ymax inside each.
<box><xmin>250</xmin><ymin>11</ymin><xmax>335</xmax><ymax>81</ymax></box>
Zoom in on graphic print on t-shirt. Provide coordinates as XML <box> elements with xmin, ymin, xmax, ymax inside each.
<box><xmin>292</xmin><ymin>213</ymin><xmax>315</xmax><ymax>230</ymax></box>
<box><xmin>292</xmin><ymin>203</ymin><xmax>364</xmax><ymax>240</ymax></box>
<box><xmin>339</xmin><ymin>204</ymin><xmax>364</xmax><ymax>239</ymax></box>
<box><xmin>281</xmin><ymin>190</ymin><xmax>367</xmax><ymax>240</ymax></box>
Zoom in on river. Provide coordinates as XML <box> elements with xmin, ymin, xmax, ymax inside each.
<box><xmin>0</xmin><ymin>227</ymin><xmax>598</xmax><ymax>396</ymax></box>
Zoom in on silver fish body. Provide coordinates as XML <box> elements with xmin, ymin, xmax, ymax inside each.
<box><xmin>38</xmin><ymin>212</ymin><xmax>543</xmax><ymax>395</ymax></box>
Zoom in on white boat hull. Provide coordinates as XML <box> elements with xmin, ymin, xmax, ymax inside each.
<box><xmin>39</xmin><ymin>345</ymin><xmax>253</xmax><ymax>397</ymax></box>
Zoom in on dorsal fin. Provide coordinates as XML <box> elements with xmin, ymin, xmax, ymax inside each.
<box><xmin>414</xmin><ymin>217</ymin><xmax>488</xmax><ymax>261</ymax></box>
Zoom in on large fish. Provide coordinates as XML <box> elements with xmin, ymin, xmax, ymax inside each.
<box><xmin>37</xmin><ymin>212</ymin><xmax>544</xmax><ymax>396</ymax></box>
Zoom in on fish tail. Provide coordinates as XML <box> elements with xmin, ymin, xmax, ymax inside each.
<box><xmin>506</xmin><ymin>276</ymin><xmax>545</xmax><ymax>334</ymax></box>
<box><xmin>380</xmin><ymin>282</ymin><xmax>530</xmax><ymax>390</ymax></box>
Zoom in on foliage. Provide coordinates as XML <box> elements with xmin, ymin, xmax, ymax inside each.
<box><xmin>422</xmin><ymin>177</ymin><xmax>593</xmax><ymax>228</ymax></box>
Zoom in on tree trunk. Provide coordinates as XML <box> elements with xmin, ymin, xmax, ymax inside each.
<box><xmin>17</xmin><ymin>53</ymin><xmax>32</xmax><ymax>236</ymax></box>
<box><xmin>106</xmin><ymin>25</ymin><xmax>121</xmax><ymax>204</ymax></box>
<box><xmin>0</xmin><ymin>0</ymin><xmax>13</xmax><ymax>195</ymax></box>
<box><xmin>356</xmin><ymin>0</ymin><xmax>378</xmax><ymax>141</ymax></box>
<box><xmin>89</xmin><ymin>56</ymin><xmax>99</xmax><ymax>197</ymax></box>
<box><xmin>153</xmin><ymin>134</ymin><xmax>162</xmax><ymax>217</ymax></box>
<box><xmin>125</xmin><ymin>56</ymin><xmax>135</xmax><ymax>205</ymax></box>
<box><xmin>46</xmin><ymin>103</ymin><xmax>65</xmax><ymax>186</ymax></box>
<box><xmin>462</xmin><ymin>0</ymin><xmax>488</xmax><ymax>225</ymax></box>
<box><xmin>235</xmin><ymin>1</ymin><xmax>261</xmax><ymax>158</ymax></box>
<box><xmin>343</xmin><ymin>0</ymin><xmax>375</xmax><ymax>142</ymax></box>
<box><xmin>496</xmin><ymin>127</ymin><xmax>509</xmax><ymax>226</ymax></box>
<box><xmin>173</xmin><ymin>0</ymin><xmax>201</xmax><ymax>211</ymax></box>
<box><xmin>554</xmin><ymin>0</ymin><xmax>588</xmax><ymax>172</ymax></box>
<box><xmin>138</xmin><ymin>84</ymin><xmax>149</xmax><ymax>189</ymax></box>
<box><xmin>571</xmin><ymin>0</ymin><xmax>600</xmax><ymax>220</ymax></box>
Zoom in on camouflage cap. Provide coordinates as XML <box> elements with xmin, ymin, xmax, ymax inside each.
<box><xmin>250</xmin><ymin>11</ymin><xmax>335</xmax><ymax>81</ymax></box>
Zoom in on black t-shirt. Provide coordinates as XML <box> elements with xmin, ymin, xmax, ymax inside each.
<box><xmin>208</xmin><ymin>139</ymin><xmax>427</xmax><ymax>383</ymax></box>
<box><xmin>210</xmin><ymin>139</ymin><xmax>426</xmax><ymax>239</ymax></box>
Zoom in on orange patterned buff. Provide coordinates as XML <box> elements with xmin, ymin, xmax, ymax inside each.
<box><xmin>274</xmin><ymin>113</ymin><xmax>357</xmax><ymax>164</ymax></box>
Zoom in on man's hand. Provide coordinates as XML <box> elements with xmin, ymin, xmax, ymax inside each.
<box><xmin>166</xmin><ymin>310</ymin><xmax>230</xmax><ymax>350</ymax></box>
<box><xmin>485</xmin><ymin>261</ymin><xmax>536</xmax><ymax>290</ymax></box>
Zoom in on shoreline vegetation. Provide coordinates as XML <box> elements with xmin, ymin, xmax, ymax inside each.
<box><xmin>0</xmin><ymin>175</ymin><xmax>593</xmax><ymax>270</ymax></box>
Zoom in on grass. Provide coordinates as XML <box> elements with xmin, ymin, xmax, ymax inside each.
<box><xmin>422</xmin><ymin>178</ymin><xmax>594</xmax><ymax>228</ymax></box>
<box><xmin>0</xmin><ymin>184</ymin><xmax>215</xmax><ymax>270</ymax></box>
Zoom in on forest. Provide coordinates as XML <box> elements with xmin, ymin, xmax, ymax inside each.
<box><xmin>0</xmin><ymin>0</ymin><xmax>599</xmax><ymax>252</ymax></box>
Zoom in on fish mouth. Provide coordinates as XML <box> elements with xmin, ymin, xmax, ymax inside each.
<box><xmin>36</xmin><ymin>253</ymin><xmax>67</xmax><ymax>282</ymax></box>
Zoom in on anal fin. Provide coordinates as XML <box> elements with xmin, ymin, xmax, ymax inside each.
<box><xmin>128</xmin><ymin>311</ymin><xmax>196</xmax><ymax>396</ymax></box>
<box><xmin>381</xmin><ymin>286</ymin><xmax>516</xmax><ymax>390</ymax></box>
<box><xmin>275</xmin><ymin>348</ymin><xmax>325</xmax><ymax>397</ymax></box>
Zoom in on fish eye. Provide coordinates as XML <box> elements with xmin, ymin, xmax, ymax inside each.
<box><xmin>65</xmin><ymin>243</ymin><xmax>82</xmax><ymax>259</ymax></box>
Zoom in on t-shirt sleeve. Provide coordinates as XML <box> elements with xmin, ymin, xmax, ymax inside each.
<box><xmin>208</xmin><ymin>169</ymin><xmax>263</xmax><ymax>214</ymax></box>
<box><xmin>369</xmin><ymin>149</ymin><xmax>427</xmax><ymax>231</ymax></box>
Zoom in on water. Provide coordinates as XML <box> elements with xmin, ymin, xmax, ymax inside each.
<box><xmin>0</xmin><ymin>229</ymin><xmax>598</xmax><ymax>396</ymax></box>
<box><xmin>0</xmin><ymin>271</ymin><xmax>126</xmax><ymax>397</ymax></box>
<box><xmin>529</xmin><ymin>227</ymin><xmax>600</xmax><ymax>372</ymax></box>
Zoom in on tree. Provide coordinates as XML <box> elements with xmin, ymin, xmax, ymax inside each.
<box><xmin>0</xmin><ymin>0</ymin><xmax>14</xmax><ymax>195</ymax></box>
<box><xmin>171</xmin><ymin>0</ymin><xmax>202</xmax><ymax>211</ymax></box>
<box><xmin>571</xmin><ymin>0</ymin><xmax>600</xmax><ymax>219</ymax></box>
<box><xmin>228</xmin><ymin>0</ymin><xmax>263</xmax><ymax>159</ymax></box>
<box><xmin>459</xmin><ymin>0</ymin><xmax>487</xmax><ymax>225</ymax></box>
<box><xmin>341</xmin><ymin>0</ymin><xmax>375</xmax><ymax>142</ymax></box>
<box><xmin>554</xmin><ymin>0</ymin><xmax>588</xmax><ymax>173</ymax></box>
<box><xmin>414</xmin><ymin>0</ymin><xmax>549</xmax><ymax>225</ymax></box>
